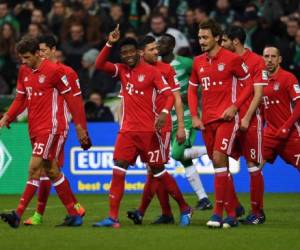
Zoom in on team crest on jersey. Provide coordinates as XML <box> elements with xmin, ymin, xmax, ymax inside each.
<box><xmin>294</xmin><ymin>84</ymin><xmax>300</xmax><ymax>93</ymax></box>
<box><xmin>38</xmin><ymin>74</ymin><xmax>46</xmax><ymax>84</ymax></box>
<box><xmin>217</xmin><ymin>63</ymin><xmax>225</xmax><ymax>71</ymax></box>
<box><xmin>273</xmin><ymin>82</ymin><xmax>280</xmax><ymax>91</ymax></box>
<box><xmin>138</xmin><ymin>74</ymin><xmax>145</xmax><ymax>82</ymax></box>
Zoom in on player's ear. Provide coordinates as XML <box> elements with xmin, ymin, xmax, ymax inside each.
<box><xmin>138</xmin><ymin>49</ymin><xmax>144</xmax><ymax>57</ymax></box>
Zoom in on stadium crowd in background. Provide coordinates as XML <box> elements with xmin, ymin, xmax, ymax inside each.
<box><xmin>1</xmin><ymin>0</ymin><xmax>300</xmax><ymax>117</ymax></box>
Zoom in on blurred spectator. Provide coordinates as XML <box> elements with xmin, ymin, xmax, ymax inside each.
<box><xmin>0</xmin><ymin>22</ymin><xmax>17</xmax><ymax>92</ymax></box>
<box><xmin>85</xmin><ymin>91</ymin><xmax>115</xmax><ymax>122</ymax></box>
<box><xmin>82</xmin><ymin>0</ymin><xmax>111</xmax><ymax>35</ymax></box>
<box><xmin>27</xmin><ymin>23</ymin><xmax>45</xmax><ymax>38</ymax></box>
<box><xmin>107</xmin><ymin>4</ymin><xmax>133</xmax><ymax>36</ymax></box>
<box><xmin>148</xmin><ymin>13</ymin><xmax>190</xmax><ymax>55</ymax></box>
<box><xmin>79</xmin><ymin>49</ymin><xmax>118</xmax><ymax>98</ymax></box>
<box><xmin>47</xmin><ymin>0</ymin><xmax>71</xmax><ymax>38</ymax></box>
<box><xmin>242</xmin><ymin>4</ymin><xmax>274</xmax><ymax>54</ymax></box>
<box><xmin>120</xmin><ymin>0</ymin><xmax>149</xmax><ymax>31</ymax></box>
<box><xmin>61</xmin><ymin>2</ymin><xmax>103</xmax><ymax>48</ymax></box>
<box><xmin>13</xmin><ymin>1</ymin><xmax>34</xmax><ymax>34</ymax></box>
<box><xmin>284</xmin><ymin>29</ymin><xmax>300</xmax><ymax>79</ymax></box>
<box><xmin>210</xmin><ymin>0</ymin><xmax>235</xmax><ymax>30</ymax></box>
<box><xmin>0</xmin><ymin>0</ymin><xmax>20</xmax><ymax>34</ymax></box>
<box><xmin>31</xmin><ymin>8</ymin><xmax>45</xmax><ymax>25</ymax></box>
<box><xmin>61</xmin><ymin>22</ymin><xmax>91</xmax><ymax>71</ymax></box>
<box><xmin>181</xmin><ymin>9</ymin><xmax>199</xmax><ymax>55</ymax></box>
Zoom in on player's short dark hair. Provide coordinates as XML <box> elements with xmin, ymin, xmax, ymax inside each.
<box><xmin>38</xmin><ymin>34</ymin><xmax>57</xmax><ymax>49</ymax></box>
<box><xmin>138</xmin><ymin>36</ymin><xmax>156</xmax><ymax>50</ymax></box>
<box><xmin>199</xmin><ymin>19</ymin><xmax>223</xmax><ymax>37</ymax></box>
<box><xmin>224</xmin><ymin>25</ymin><xmax>246</xmax><ymax>44</ymax></box>
<box><xmin>161</xmin><ymin>34</ymin><xmax>176</xmax><ymax>48</ymax></box>
<box><xmin>16</xmin><ymin>36</ymin><xmax>39</xmax><ymax>54</ymax></box>
<box><xmin>263</xmin><ymin>44</ymin><xmax>281</xmax><ymax>56</ymax></box>
<box><xmin>119</xmin><ymin>37</ymin><xmax>138</xmax><ymax>49</ymax></box>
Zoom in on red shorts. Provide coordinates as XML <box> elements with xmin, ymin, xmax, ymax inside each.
<box><xmin>30</xmin><ymin>134</ymin><xmax>66</xmax><ymax>167</ymax></box>
<box><xmin>202</xmin><ymin>119</ymin><xmax>239</xmax><ymax>160</ymax></box>
<box><xmin>263</xmin><ymin>131</ymin><xmax>300</xmax><ymax>169</ymax></box>
<box><xmin>235</xmin><ymin>124</ymin><xmax>264</xmax><ymax>164</ymax></box>
<box><xmin>114</xmin><ymin>131</ymin><xmax>170</xmax><ymax>166</ymax></box>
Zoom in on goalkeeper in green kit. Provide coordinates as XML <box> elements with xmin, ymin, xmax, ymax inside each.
<box><xmin>159</xmin><ymin>34</ymin><xmax>212</xmax><ymax>210</ymax></box>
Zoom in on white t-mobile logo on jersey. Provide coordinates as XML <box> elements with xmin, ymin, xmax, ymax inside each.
<box><xmin>263</xmin><ymin>96</ymin><xmax>270</xmax><ymax>109</ymax></box>
<box><xmin>126</xmin><ymin>83</ymin><xmax>134</xmax><ymax>95</ymax></box>
<box><xmin>26</xmin><ymin>87</ymin><xmax>33</xmax><ymax>100</ymax></box>
<box><xmin>201</xmin><ymin>77</ymin><xmax>210</xmax><ymax>90</ymax></box>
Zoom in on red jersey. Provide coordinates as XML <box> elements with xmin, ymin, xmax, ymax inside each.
<box><xmin>155</xmin><ymin>61</ymin><xmax>180</xmax><ymax>131</ymax></box>
<box><xmin>189</xmin><ymin>48</ymin><xmax>249</xmax><ymax>125</ymax></box>
<box><xmin>56</xmin><ymin>62</ymin><xmax>84</xmax><ymax>132</ymax></box>
<box><xmin>15</xmin><ymin>60</ymin><xmax>71</xmax><ymax>138</ymax></box>
<box><xmin>263</xmin><ymin>67</ymin><xmax>300</xmax><ymax>138</ymax></box>
<box><xmin>95</xmin><ymin>45</ymin><xmax>172</xmax><ymax>132</ymax></box>
<box><xmin>239</xmin><ymin>49</ymin><xmax>268</xmax><ymax>125</ymax></box>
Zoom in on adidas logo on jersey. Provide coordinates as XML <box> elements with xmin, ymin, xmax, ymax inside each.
<box><xmin>200</xmin><ymin>67</ymin><xmax>204</xmax><ymax>72</ymax></box>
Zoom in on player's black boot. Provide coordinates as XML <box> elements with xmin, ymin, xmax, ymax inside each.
<box><xmin>55</xmin><ymin>215</ymin><xmax>83</xmax><ymax>227</ymax></box>
<box><xmin>0</xmin><ymin>211</ymin><xmax>20</xmax><ymax>228</ymax></box>
<box><xmin>151</xmin><ymin>214</ymin><xmax>175</xmax><ymax>224</ymax></box>
<box><xmin>127</xmin><ymin>210</ymin><xmax>143</xmax><ymax>225</ymax></box>
<box><xmin>195</xmin><ymin>197</ymin><xmax>213</xmax><ymax>210</ymax></box>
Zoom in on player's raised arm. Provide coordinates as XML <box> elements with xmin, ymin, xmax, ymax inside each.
<box><xmin>95</xmin><ymin>24</ymin><xmax>120</xmax><ymax>75</ymax></box>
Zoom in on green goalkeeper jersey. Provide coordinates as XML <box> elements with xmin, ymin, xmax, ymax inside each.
<box><xmin>170</xmin><ymin>55</ymin><xmax>193</xmax><ymax>130</ymax></box>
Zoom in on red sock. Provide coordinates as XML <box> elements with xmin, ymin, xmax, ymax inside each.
<box><xmin>53</xmin><ymin>175</ymin><xmax>78</xmax><ymax>216</ymax></box>
<box><xmin>36</xmin><ymin>177</ymin><xmax>51</xmax><ymax>215</ymax></box>
<box><xmin>225</xmin><ymin>174</ymin><xmax>238</xmax><ymax>218</ymax></box>
<box><xmin>156</xmin><ymin>182</ymin><xmax>173</xmax><ymax>216</ymax></box>
<box><xmin>156</xmin><ymin>171</ymin><xmax>189</xmax><ymax>213</ymax></box>
<box><xmin>249</xmin><ymin>167</ymin><xmax>264</xmax><ymax>215</ymax></box>
<box><xmin>213</xmin><ymin>168</ymin><xmax>228</xmax><ymax>218</ymax></box>
<box><xmin>16</xmin><ymin>180</ymin><xmax>39</xmax><ymax>218</ymax></box>
<box><xmin>138</xmin><ymin>174</ymin><xmax>157</xmax><ymax>215</ymax></box>
<box><xmin>66</xmin><ymin>178</ymin><xmax>78</xmax><ymax>204</ymax></box>
<box><xmin>109</xmin><ymin>167</ymin><xmax>126</xmax><ymax>220</ymax></box>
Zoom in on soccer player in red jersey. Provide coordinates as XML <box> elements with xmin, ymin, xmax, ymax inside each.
<box><xmin>0</xmin><ymin>36</ymin><xmax>90</xmax><ymax>228</ymax></box>
<box><xmin>221</xmin><ymin>26</ymin><xmax>267</xmax><ymax>224</ymax></box>
<box><xmin>23</xmin><ymin>34</ymin><xmax>87</xmax><ymax>226</ymax></box>
<box><xmin>127</xmin><ymin>35</ymin><xmax>186</xmax><ymax>225</ymax></box>
<box><xmin>262</xmin><ymin>46</ymin><xmax>300</xmax><ymax>171</ymax></box>
<box><xmin>93</xmin><ymin>25</ymin><xmax>192</xmax><ymax>228</ymax></box>
<box><xmin>188</xmin><ymin>19</ymin><xmax>252</xmax><ymax>228</ymax></box>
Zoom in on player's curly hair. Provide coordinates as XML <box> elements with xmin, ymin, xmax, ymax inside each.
<box><xmin>199</xmin><ymin>19</ymin><xmax>223</xmax><ymax>38</ymax></box>
<box><xmin>16</xmin><ymin>36</ymin><xmax>39</xmax><ymax>54</ymax></box>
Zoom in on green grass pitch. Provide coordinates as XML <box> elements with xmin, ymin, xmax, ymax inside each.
<box><xmin>0</xmin><ymin>193</ymin><xmax>299</xmax><ymax>250</ymax></box>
